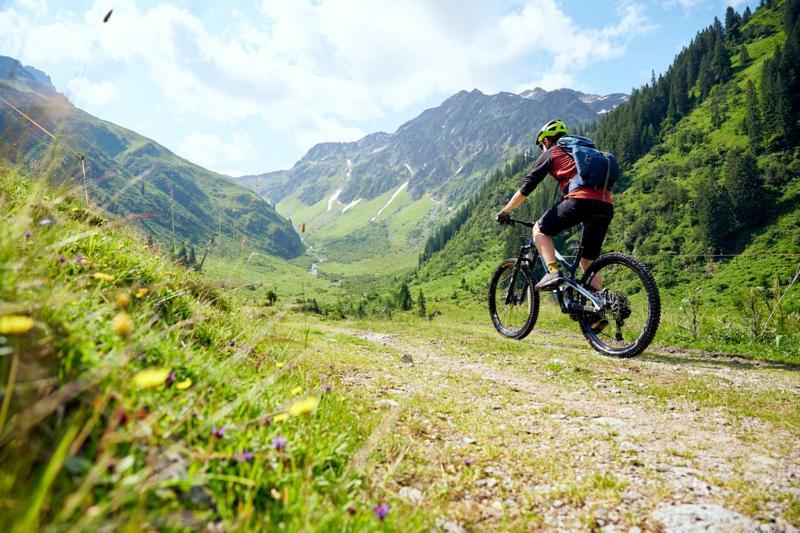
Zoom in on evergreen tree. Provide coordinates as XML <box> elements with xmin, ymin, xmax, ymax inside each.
<box><xmin>724</xmin><ymin>151</ymin><xmax>768</xmax><ymax>226</ymax></box>
<box><xmin>743</xmin><ymin>6</ymin><xmax>752</xmax><ymax>23</ymax></box>
<box><xmin>416</xmin><ymin>289</ymin><xmax>427</xmax><ymax>317</ymax></box>
<box><xmin>176</xmin><ymin>244</ymin><xmax>187</xmax><ymax>266</ymax></box>
<box><xmin>711</xmin><ymin>37</ymin><xmax>732</xmax><ymax>82</ymax></box>
<box><xmin>743</xmin><ymin>79</ymin><xmax>762</xmax><ymax>145</ymax></box>
<box><xmin>710</xmin><ymin>93</ymin><xmax>726</xmax><ymax>129</ymax></box>
<box><xmin>696</xmin><ymin>175</ymin><xmax>735</xmax><ymax>253</ymax></box>
<box><xmin>397</xmin><ymin>282</ymin><xmax>412</xmax><ymax>311</ymax></box>
<box><xmin>739</xmin><ymin>44</ymin><xmax>750</xmax><ymax>65</ymax></box>
<box><xmin>724</xmin><ymin>6</ymin><xmax>741</xmax><ymax>41</ymax></box>
<box><xmin>188</xmin><ymin>246</ymin><xmax>197</xmax><ymax>268</ymax></box>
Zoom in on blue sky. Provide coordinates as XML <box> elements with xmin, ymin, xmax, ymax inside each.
<box><xmin>0</xmin><ymin>0</ymin><xmax>755</xmax><ymax>176</ymax></box>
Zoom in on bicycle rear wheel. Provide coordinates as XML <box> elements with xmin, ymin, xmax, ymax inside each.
<box><xmin>488</xmin><ymin>259</ymin><xmax>539</xmax><ymax>339</ymax></box>
<box><xmin>579</xmin><ymin>252</ymin><xmax>660</xmax><ymax>358</ymax></box>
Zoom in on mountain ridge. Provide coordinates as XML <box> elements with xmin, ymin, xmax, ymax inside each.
<box><xmin>0</xmin><ymin>55</ymin><xmax>304</xmax><ymax>259</ymax></box>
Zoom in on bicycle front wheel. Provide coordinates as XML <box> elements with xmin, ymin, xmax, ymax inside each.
<box><xmin>488</xmin><ymin>259</ymin><xmax>539</xmax><ymax>339</ymax></box>
<box><xmin>579</xmin><ymin>252</ymin><xmax>660</xmax><ymax>358</ymax></box>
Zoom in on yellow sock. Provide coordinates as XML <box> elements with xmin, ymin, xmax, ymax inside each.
<box><xmin>547</xmin><ymin>261</ymin><xmax>559</xmax><ymax>274</ymax></box>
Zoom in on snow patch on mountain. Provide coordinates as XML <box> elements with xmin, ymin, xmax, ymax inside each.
<box><xmin>404</xmin><ymin>163</ymin><xmax>414</xmax><ymax>176</ymax></box>
<box><xmin>346</xmin><ymin>159</ymin><xmax>353</xmax><ymax>179</ymax></box>
<box><xmin>371</xmin><ymin>181</ymin><xmax>409</xmax><ymax>222</ymax></box>
<box><xmin>327</xmin><ymin>189</ymin><xmax>343</xmax><ymax>212</ymax></box>
<box><xmin>341</xmin><ymin>198</ymin><xmax>362</xmax><ymax>213</ymax></box>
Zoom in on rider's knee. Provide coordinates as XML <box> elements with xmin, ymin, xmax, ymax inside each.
<box><xmin>533</xmin><ymin>222</ymin><xmax>544</xmax><ymax>237</ymax></box>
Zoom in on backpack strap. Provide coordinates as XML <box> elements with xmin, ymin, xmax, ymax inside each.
<box><xmin>602</xmin><ymin>152</ymin><xmax>611</xmax><ymax>202</ymax></box>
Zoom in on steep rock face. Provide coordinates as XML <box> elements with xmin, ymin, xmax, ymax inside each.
<box><xmin>0</xmin><ymin>55</ymin><xmax>303</xmax><ymax>258</ymax></box>
<box><xmin>239</xmin><ymin>87</ymin><xmax>627</xmax><ymax>209</ymax></box>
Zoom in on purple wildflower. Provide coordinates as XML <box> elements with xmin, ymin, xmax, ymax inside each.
<box><xmin>273</xmin><ymin>436</ymin><xmax>287</xmax><ymax>451</ymax></box>
<box><xmin>74</xmin><ymin>254</ymin><xmax>86</xmax><ymax>264</ymax></box>
<box><xmin>58</xmin><ymin>254</ymin><xmax>67</xmax><ymax>266</ymax></box>
<box><xmin>373</xmin><ymin>503</ymin><xmax>389</xmax><ymax>521</ymax></box>
<box><xmin>24</xmin><ymin>230</ymin><xmax>32</xmax><ymax>240</ymax></box>
<box><xmin>262</xmin><ymin>416</ymin><xmax>272</xmax><ymax>427</ymax></box>
<box><xmin>463</xmin><ymin>457</ymin><xmax>474</xmax><ymax>467</ymax></box>
<box><xmin>324</xmin><ymin>384</ymin><xmax>333</xmax><ymax>393</ymax></box>
<box><xmin>39</xmin><ymin>219</ymin><xmax>52</xmax><ymax>227</ymax></box>
<box><xmin>228</xmin><ymin>339</ymin><xmax>236</xmax><ymax>347</ymax></box>
<box><xmin>235</xmin><ymin>450</ymin><xmax>254</xmax><ymax>463</ymax></box>
<box><xmin>212</xmin><ymin>427</ymin><xmax>225</xmax><ymax>439</ymax></box>
<box><xmin>346</xmin><ymin>504</ymin><xmax>357</xmax><ymax>515</ymax></box>
<box><xmin>167</xmin><ymin>371</ymin><xmax>176</xmax><ymax>386</ymax></box>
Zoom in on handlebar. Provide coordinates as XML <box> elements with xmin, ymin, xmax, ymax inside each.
<box><xmin>500</xmin><ymin>218</ymin><xmax>534</xmax><ymax>228</ymax></box>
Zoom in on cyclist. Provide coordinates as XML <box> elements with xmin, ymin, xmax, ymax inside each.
<box><xmin>495</xmin><ymin>119</ymin><xmax>614</xmax><ymax>327</ymax></box>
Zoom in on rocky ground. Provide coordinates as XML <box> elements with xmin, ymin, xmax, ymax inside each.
<box><xmin>303</xmin><ymin>319</ymin><xmax>800</xmax><ymax>532</ymax></box>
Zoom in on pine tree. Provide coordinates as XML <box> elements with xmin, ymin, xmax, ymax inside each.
<box><xmin>711</xmin><ymin>38</ymin><xmax>732</xmax><ymax>82</ymax></box>
<box><xmin>176</xmin><ymin>245</ymin><xmax>187</xmax><ymax>266</ymax></box>
<box><xmin>724</xmin><ymin>151</ymin><xmax>768</xmax><ymax>227</ymax></box>
<box><xmin>696</xmin><ymin>174</ymin><xmax>735</xmax><ymax>253</ymax></box>
<box><xmin>724</xmin><ymin>6</ymin><xmax>741</xmax><ymax>42</ymax></box>
<box><xmin>739</xmin><ymin>45</ymin><xmax>750</xmax><ymax>65</ymax></box>
<box><xmin>397</xmin><ymin>282</ymin><xmax>412</xmax><ymax>311</ymax></box>
<box><xmin>416</xmin><ymin>289</ymin><xmax>427</xmax><ymax>317</ymax></box>
<box><xmin>188</xmin><ymin>246</ymin><xmax>197</xmax><ymax>268</ymax></box>
<box><xmin>743</xmin><ymin>6</ymin><xmax>752</xmax><ymax>23</ymax></box>
<box><xmin>743</xmin><ymin>79</ymin><xmax>762</xmax><ymax>145</ymax></box>
<box><xmin>710</xmin><ymin>94</ymin><xmax>726</xmax><ymax>129</ymax></box>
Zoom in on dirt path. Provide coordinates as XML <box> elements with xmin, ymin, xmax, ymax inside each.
<box><xmin>323</xmin><ymin>325</ymin><xmax>800</xmax><ymax>531</ymax></box>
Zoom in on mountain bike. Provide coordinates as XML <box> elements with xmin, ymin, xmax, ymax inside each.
<box><xmin>488</xmin><ymin>217</ymin><xmax>660</xmax><ymax>358</ymax></box>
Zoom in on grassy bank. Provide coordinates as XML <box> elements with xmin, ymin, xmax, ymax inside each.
<box><xmin>0</xmin><ymin>168</ymin><xmax>411</xmax><ymax>530</ymax></box>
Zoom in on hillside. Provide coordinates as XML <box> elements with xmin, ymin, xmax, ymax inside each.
<box><xmin>415</xmin><ymin>0</ymin><xmax>800</xmax><ymax>360</ymax></box>
<box><xmin>237</xmin><ymin>87</ymin><xmax>624</xmax><ymax>286</ymax></box>
<box><xmin>0</xmin><ymin>56</ymin><xmax>303</xmax><ymax>259</ymax></box>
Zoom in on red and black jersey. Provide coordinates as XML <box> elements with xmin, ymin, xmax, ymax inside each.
<box><xmin>518</xmin><ymin>146</ymin><xmax>613</xmax><ymax>203</ymax></box>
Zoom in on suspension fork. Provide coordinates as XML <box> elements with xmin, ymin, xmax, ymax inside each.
<box><xmin>504</xmin><ymin>246</ymin><xmax>531</xmax><ymax>305</ymax></box>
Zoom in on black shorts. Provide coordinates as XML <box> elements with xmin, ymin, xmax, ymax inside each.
<box><xmin>536</xmin><ymin>198</ymin><xmax>614</xmax><ymax>260</ymax></box>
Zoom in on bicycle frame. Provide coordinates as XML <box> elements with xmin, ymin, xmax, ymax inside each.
<box><xmin>504</xmin><ymin>218</ymin><xmax>603</xmax><ymax>314</ymax></box>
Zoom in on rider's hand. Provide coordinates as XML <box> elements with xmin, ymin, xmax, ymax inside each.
<box><xmin>496</xmin><ymin>210</ymin><xmax>511</xmax><ymax>225</ymax></box>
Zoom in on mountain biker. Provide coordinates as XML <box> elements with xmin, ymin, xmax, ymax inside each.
<box><xmin>495</xmin><ymin>119</ymin><xmax>614</xmax><ymax>327</ymax></box>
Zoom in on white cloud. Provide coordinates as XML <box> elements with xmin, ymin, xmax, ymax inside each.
<box><xmin>66</xmin><ymin>77</ymin><xmax>121</xmax><ymax>107</ymax></box>
<box><xmin>14</xmin><ymin>0</ymin><xmax>47</xmax><ymax>16</ymax></box>
<box><xmin>178</xmin><ymin>131</ymin><xmax>255</xmax><ymax>171</ymax></box>
<box><xmin>0</xmin><ymin>0</ymin><xmax>655</xmax><ymax>170</ymax></box>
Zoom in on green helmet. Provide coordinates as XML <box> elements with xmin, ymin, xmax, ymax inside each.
<box><xmin>536</xmin><ymin>119</ymin><xmax>569</xmax><ymax>148</ymax></box>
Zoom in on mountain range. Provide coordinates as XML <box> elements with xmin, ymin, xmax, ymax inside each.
<box><xmin>238</xmin><ymin>88</ymin><xmax>626</xmax><ymax>208</ymax></box>
<box><xmin>0</xmin><ymin>55</ymin><xmax>303</xmax><ymax>259</ymax></box>
<box><xmin>235</xmin><ymin>87</ymin><xmax>626</xmax><ymax>284</ymax></box>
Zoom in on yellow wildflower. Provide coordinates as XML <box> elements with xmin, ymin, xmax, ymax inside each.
<box><xmin>290</xmin><ymin>386</ymin><xmax>302</xmax><ymax>396</ymax></box>
<box><xmin>0</xmin><ymin>315</ymin><xmax>35</xmax><ymax>335</ymax></box>
<box><xmin>93</xmin><ymin>273</ymin><xmax>114</xmax><ymax>282</ymax></box>
<box><xmin>135</xmin><ymin>288</ymin><xmax>149</xmax><ymax>298</ymax></box>
<box><xmin>276</xmin><ymin>362</ymin><xmax>285</xmax><ymax>369</ymax></box>
<box><xmin>289</xmin><ymin>396</ymin><xmax>319</xmax><ymax>417</ymax></box>
<box><xmin>176</xmin><ymin>378</ymin><xmax>192</xmax><ymax>390</ymax></box>
<box><xmin>112</xmin><ymin>312</ymin><xmax>133</xmax><ymax>337</ymax></box>
<box><xmin>115</xmin><ymin>292</ymin><xmax>131</xmax><ymax>308</ymax></box>
<box><xmin>273</xmin><ymin>413</ymin><xmax>290</xmax><ymax>423</ymax></box>
<box><xmin>132</xmin><ymin>367</ymin><xmax>171</xmax><ymax>388</ymax></box>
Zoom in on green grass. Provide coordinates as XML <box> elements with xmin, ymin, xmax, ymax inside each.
<box><xmin>0</xmin><ymin>167</ymin><xmax>414</xmax><ymax>530</ymax></box>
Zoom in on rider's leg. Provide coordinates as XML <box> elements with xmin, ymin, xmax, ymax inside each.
<box><xmin>533</xmin><ymin>222</ymin><xmax>557</xmax><ymax>272</ymax></box>
<box><xmin>580</xmin><ymin>258</ymin><xmax>602</xmax><ymax>290</ymax></box>
<box><xmin>533</xmin><ymin>200</ymin><xmax>581</xmax><ymax>290</ymax></box>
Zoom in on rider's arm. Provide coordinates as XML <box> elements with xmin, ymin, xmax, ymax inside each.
<box><xmin>500</xmin><ymin>149</ymin><xmax>553</xmax><ymax>214</ymax></box>
<box><xmin>518</xmin><ymin>149</ymin><xmax>553</xmax><ymax>196</ymax></box>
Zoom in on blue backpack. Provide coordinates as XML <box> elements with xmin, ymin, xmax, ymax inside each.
<box><xmin>556</xmin><ymin>135</ymin><xmax>620</xmax><ymax>195</ymax></box>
